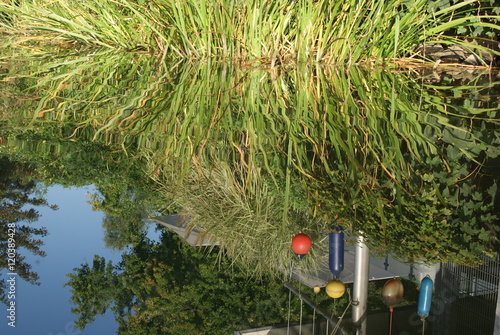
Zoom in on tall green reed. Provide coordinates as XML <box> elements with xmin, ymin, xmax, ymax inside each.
<box><xmin>173</xmin><ymin>159</ymin><xmax>326</xmax><ymax>278</ymax></box>
<box><xmin>5</xmin><ymin>51</ymin><xmax>499</xmax><ymax>267</ymax></box>
<box><xmin>1</xmin><ymin>0</ymin><xmax>499</xmax><ymax>64</ymax></box>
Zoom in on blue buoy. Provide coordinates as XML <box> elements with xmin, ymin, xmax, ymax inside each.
<box><xmin>417</xmin><ymin>275</ymin><xmax>433</xmax><ymax>318</ymax></box>
<box><xmin>328</xmin><ymin>227</ymin><xmax>344</xmax><ymax>279</ymax></box>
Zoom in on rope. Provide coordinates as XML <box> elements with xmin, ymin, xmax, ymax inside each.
<box><xmin>287</xmin><ymin>260</ymin><xmax>294</xmax><ymax>335</ymax></box>
<box><xmin>330</xmin><ymin>288</ymin><xmax>352</xmax><ymax>335</ymax></box>
<box><xmin>299</xmin><ymin>297</ymin><xmax>303</xmax><ymax>335</ymax></box>
<box><xmin>312</xmin><ymin>293</ymin><xmax>316</xmax><ymax>335</ymax></box>
<box><xmin>287</xmin><ymin>288</ymin><xmax>292</xmax><ymax>335</ymax></box>
<box><xmin>297</xmin><ymin>267</ymin><xmax>303</xmax><ymax>335</ymax></box>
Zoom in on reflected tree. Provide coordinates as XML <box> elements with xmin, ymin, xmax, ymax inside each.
<box><xmin>88</xmin><ymin>186</ymin><xmax>154</xmax><ymax>250</ymax></box>
<box><xmin>0</xmin><ymin>156</ymin><xmax>55</xmax><ymax>305</ymax></box>
<box><xmin>65</xmin><ymin>231</ymin><xmax>301</xmax><ymax>335</ymax></box>
<box><xmin>0</xmin><ymin>130</ymin><xmax>165</xmax><ymax>251</ymax></box>
<box><xmin>65</xmin><ymin>255</ymin><xmax>119</xmax><ymax>330</ymax></box>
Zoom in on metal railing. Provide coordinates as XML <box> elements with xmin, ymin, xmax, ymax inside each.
<box><xmin>433</xmin><ymin>254</ymin><xmax>499</xmax><ymax>335</ymax></box>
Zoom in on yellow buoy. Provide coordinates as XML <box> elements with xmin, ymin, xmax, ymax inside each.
<box><xmin>325</xmin><ymin>280</ymin><xmax>345</xmax><ymax>298</ymax></box>
<box><xmin>313</xmin><ymin>285</ymin><xmax>321</xmax><ymax>294</ymax></box>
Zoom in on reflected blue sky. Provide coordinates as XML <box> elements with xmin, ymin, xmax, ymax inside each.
<box><xmin>1</xmin><ymin>185</ymin><xmax>135</xmax><ymax>335</ymax></box>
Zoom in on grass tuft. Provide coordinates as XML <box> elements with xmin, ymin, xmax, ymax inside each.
<box><xmin>1</xmin><ymin>0</ymin><xmax>499</xmax><ymax>64</ymax></box>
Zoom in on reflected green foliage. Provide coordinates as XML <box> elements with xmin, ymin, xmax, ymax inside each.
<box><xmin>88</xmin><ymin>181</ymin><xmax>159</xmax><ymax>249</ymax></box>
<box><xmin>65</xmin><ymin>255</ymin><xmax>118</xmax><ymax>329</ymax></box>
<box><xmin>0</xmin><ymin>156</ymin><xmax>54</xmax><ymax>305</ymax></box>
<box><xmin>1</xmin><ymin>51</ymin><xmax>499</xmax><ymax>270</ymax></box>
<box><xmin>65</xmin><ymin>231</ymin><xmax>302</xmax><ymax>334</ymax></box>
<box><xmin>0</xmin><ymin>132</ymin><xmax>166</xmax><ymax>249</ymax></box>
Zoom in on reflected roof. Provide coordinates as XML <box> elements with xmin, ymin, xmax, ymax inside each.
<box><xmin>292</xmin><ymin>242</ymin><xmax>397</xmax><ymax>287</ymax></box>
<box><xmin>151</xmin><ymin>214</ymin><xmax>216</xmax><ymax>247</ymax></box>
<box><xmin>152</xmin><ymin>215</ymin><xmax>410</xmax><ymax>286</ymax></box>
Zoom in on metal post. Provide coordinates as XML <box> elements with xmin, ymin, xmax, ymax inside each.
<box><xmin>494</xmin><ymin>278</ymin><xmax>500</xmax><ymax>334</ymax></box>
<box><xmin>352</xmin><ymin>234</ymin><xmax>369</xmax><ymax>334</ymax></box>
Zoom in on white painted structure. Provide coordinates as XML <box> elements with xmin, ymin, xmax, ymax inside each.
<box><xmin>151</xmin><ymin>214</ymin><xmax>217</xmax><ymax>247</ymax></box>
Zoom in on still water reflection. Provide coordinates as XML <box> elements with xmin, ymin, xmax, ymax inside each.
<box><xmin>0</xmin><ymin>50</ymin><xmax>499</xmax><ymax>333</ymax></box>
<box><xmin>0</xmin><ymin>185</ymin><xmax>121</xmax><ymax>334</ymax></box>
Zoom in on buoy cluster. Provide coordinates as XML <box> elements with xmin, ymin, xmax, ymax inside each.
<box><xmin>291</xmin><ymin>227</ymin><xmax>346</xmax><ymax>299</ymax></box>
<box><xmin>291</xmin><ymin>232</ymin><xmax>434</xmax><ymax>324</ymax></box>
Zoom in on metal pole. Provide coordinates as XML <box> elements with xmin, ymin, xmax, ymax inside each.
<box><xmin>283</xmin><ymin>282</ymin><xmax>349</xmax><ymax>335</ymax></box>
<box><xmin>494</xmin><ymin>274</ymin><xmax>500</xmax><ymax>334</ymax></box>
<box><xmin>352</xmin><ymin>234</ymin><xmax>369</xmax><ymax>334</ymax></box>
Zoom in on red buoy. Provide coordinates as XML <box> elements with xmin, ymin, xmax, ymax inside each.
<box><xmin>291</xmin><ymin>233</ymin><xmax>312</xmax><ymax>257</ymax></box>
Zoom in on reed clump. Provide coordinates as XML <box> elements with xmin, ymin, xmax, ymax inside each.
<box><xmin>3</xmin><ymin>50</ymin><xmax>499</xmax><ymax>270</ymax></box>
<box><xmin>169</xmin><ymin>159</ymin><xmax>327</xmax><ymax>278</ymax></box>
<box><xmin>1</xmin><ymin>0</ymin><xmax>499</xmax><ymax>65</ymax></box>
